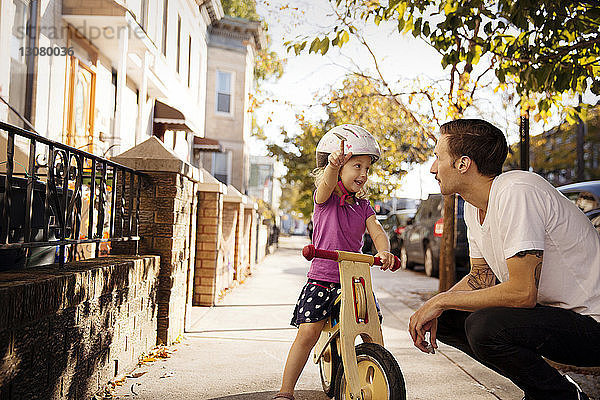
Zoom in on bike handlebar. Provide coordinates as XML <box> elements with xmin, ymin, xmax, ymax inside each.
<box><xmin>302</xmin><ymin>244</ymin><xmax>401</xmax><ymax>271</ymax></box>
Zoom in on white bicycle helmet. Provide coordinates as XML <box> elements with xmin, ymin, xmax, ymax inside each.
<box><xmin>315</xmin><ymin>124</ymin><xmax>381</xmax><ymax>168</ymax></box>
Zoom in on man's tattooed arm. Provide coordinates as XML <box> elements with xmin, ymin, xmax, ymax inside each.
<box><xmin>515</xmin><ymin>249</ymin><xmax>543</xmax><ymax>288</ymax></box>
<box><xmin>467</xmin><ymin>259</ymin><xmax>497</xmax><ymax>290</ymax></box>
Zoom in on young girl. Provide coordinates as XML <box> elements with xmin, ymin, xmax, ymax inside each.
<box><xmin>273</xmin><ymin>124</ymin><xmax>395</xmax><ymax>400</ymax></box>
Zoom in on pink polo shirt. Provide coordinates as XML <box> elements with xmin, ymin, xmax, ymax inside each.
<box><xmin>308</xmin><ymin>192</ymin><xmax>375</xmax><ymax>283</ymax></box>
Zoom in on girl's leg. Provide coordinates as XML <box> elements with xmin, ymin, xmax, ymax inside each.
<box><xmin>279</xmin><ymin>319</ymin><xmax>327</xmax><ymax>395</ymax></box>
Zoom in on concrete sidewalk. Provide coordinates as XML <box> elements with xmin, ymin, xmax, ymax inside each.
<box><xmin>111</xmin><ymin>236</ymin><xmax>525</xmax><ymax>400</ymax></box>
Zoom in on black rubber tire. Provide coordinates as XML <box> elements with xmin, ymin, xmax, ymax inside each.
<box><xmin>334</xmin><ymin>342</ymin><xmax>406</xmax><ymax>400</ymax></box>
<box><xmin>319</xmin><ymin>341</ymin><xmax>340</xmax><ymax>398</ymax></box>
<box><xmin>424</xmin><ymin>244</ymin><xmax>438</xmax><ymax>277</ymax></box>
<box><xmin>400</xmin><ymin>244</ymin><xmax>413</xmax><ymax>270</ymax></box>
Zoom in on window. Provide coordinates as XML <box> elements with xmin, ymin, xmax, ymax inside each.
<box><xmin>176</xmin><ymin>15</ymin><xmax>181</xmax><ymax>73</ymax></box>
<box><xmin>212</xmin><ymin>151</ymin><xmax>231</xmax><ymax>185</ymax></box>
<box><xmin>216</xmin><ymin>71</ymin><xmax>232</xmax><ymax>114</ymax></box>
<box><xmin>161</xmin><ymin>0</ymin><xmax>168</xmax><ymax>56</ymax></box>
<box><xmin>8</xmin><ymin>0</ymin><xmax>37</xmax><ymax>126</ymax></box>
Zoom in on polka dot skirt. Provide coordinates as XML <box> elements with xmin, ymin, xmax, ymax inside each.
<box><xmin>291</xmin><ymin>279</ymin><xmax>382</xmax><ymax>327</ymax></box>
<box><xmin>291</xmin><ymin>279</ymin><xmax>341</xmax><ymax>327</ymax></box>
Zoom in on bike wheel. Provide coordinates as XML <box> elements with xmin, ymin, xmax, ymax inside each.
<box><xmin>335</xmin><ymin>343</ymin><xmax>406</xmax><ymax>400</ymax></box>
<box><xmin>319</xmin><ymin>341</ymin><xmax>340</xmax><ymax>398</ymax></box>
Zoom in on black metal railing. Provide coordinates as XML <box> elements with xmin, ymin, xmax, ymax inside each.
<box><xmin>0</xmin><ymin>120</ymin><xmax>145</xmax><ymax>268</ymax></box>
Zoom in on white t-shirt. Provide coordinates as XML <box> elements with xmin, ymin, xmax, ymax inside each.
<box><xmin>464</xmin><ymin>170</ymin><xmax>600</xmax><ymax>321</ymax></box>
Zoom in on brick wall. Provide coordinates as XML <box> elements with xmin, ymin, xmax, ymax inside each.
<box><xmin>0</xmin><ymin>255</ymin><xmax>160</xmax><ymax>400</ymax></box>
<box><xmin>194</xmin><ymin>190</ymin><xmax>223</xmax><ymax>306</ymax></box>
<box><xmin>222</xmin><ymin>201</ymin><xmax>239</xmax><ymax>285</ymax></box>
<box><xmin>113</xmin><ymin>171</ymin><xmax>197</xmax><ymax>344</ymax></box>
<box><xmin>232</xmin><ymin>203</ymin><xmax>244</xmax><ymax>281</ymax></box>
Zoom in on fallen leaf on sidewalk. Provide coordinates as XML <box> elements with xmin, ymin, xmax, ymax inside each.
<box><xmin>114</xmin><ymin>376</ymin><xmax>127</xmax><ymax>386</ymax></box>
<box><xmin>151</xmin><ymin>347</ymin><xmax>171</xmax><ymax>358</ymax></box>
<box><xmin>126</xmin><ymin>371</ymin><xmax>148</xmax><ymax>378</ymax></box>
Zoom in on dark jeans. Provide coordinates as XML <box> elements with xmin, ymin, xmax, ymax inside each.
<box><xmin>436</xmin><ymin>306</ymin><xmax>600</xmax><ymax>400</ymax></box>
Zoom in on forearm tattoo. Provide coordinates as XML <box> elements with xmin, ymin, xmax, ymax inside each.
<box><xmin>516</xmin><ymin>250</ymin><xmax>543</xmax><ymax>288</ymax></box>
<box><xmin>467</xmin><ymin>263</ymin><xmax>497</xmax><ymax>290</ymax></box>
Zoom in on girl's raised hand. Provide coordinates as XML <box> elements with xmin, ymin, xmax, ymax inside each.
<box><xmin>328</xmin><ymin>138</ymin><xmax>353</xmax><ymax>169</ymax></box>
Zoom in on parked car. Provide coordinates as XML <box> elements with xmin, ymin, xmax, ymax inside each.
<box><xmin>361</xmin><ymin>214</ymin><xmax>389</xmax><ymax>255</ymax></box>
<box><xmin>382</xmin><ymin>209</ymin><xmax>417</xmax><ymax>257</ymax></box>
<box><xmin>399</xmin><ymin>194</ymin><xmax>469</xmax><ymax>278</ymax></box>
<box><xmin>362</xmin><ymin>209</ymin><xmax>417</xmax><ymax>256</ymax></box>
<box><xmin>557</xmin><ymin>180</ymin><xmax>600</xmax><ymax>233</ymax></box>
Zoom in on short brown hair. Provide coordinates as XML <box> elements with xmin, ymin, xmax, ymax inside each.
<box><xmin>440</xmin><ymin>119</ymin><xmax>508</xmax><ymax>177</ymax></box>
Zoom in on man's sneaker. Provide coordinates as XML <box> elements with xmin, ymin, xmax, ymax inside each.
<box><xmin>564</xmin><ymin>374</ymin><xmax>590</xmax><ymax>400</ymax></box>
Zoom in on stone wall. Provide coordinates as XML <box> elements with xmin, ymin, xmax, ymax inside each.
<box><xmin>0</xmin><ymin>255</ymin><xmax>160</xmax><ymax>400</ymax></box>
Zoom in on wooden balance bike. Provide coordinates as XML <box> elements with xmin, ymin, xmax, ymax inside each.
<box><xmin>302</xmin><ymin>244</ymin><xmax>406</xmax><ymax>400</ymax></box>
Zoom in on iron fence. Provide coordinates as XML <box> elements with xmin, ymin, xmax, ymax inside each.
<box><xmin>0</xmin><ymin>120</ymin><xmax>145</xmax><ymax>267</ymax></box>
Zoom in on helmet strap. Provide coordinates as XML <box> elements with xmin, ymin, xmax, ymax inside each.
<box><xmin>337</xmin><ymin>180</ymin><xmax>356</xmax><ymax>206</ymax></box>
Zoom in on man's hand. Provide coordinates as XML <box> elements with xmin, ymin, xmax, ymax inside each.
<box><xmin>375</xmin><ymin>250</ymin><xmax>394</xmax><ymax>270</ymax></box>
<box><xmin>409</xmin><ymin>296</ymin><xmax>443</xmax><ymax>353</ymax></box>
<box><xmin>328</xmin><ymin>139</ymin><xmax>353</xmax><ymax>169</ymax></box>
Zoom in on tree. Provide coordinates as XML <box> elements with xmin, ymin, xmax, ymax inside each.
<box><xmin>286</xmin><ymin>0</ymin><xmax>600</xmax><ymax>290</ymax></box>
<box><xmin>296</xmin><ymin>1</ymin><xmax>600</xmax><ymax>110</ymax></box>
<box><xmin>506</xmin><ymin>105</ymin><xmax>600</xmax><ymax>184</ymax></box>
<box><xmin>266</xmin><ymin>75</ymin><xmax>434</xmax><ymax>219</ymax></box>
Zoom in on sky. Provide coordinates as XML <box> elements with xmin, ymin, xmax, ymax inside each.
<box><xmin>252</xmin><ymin>1</ymin><xmax>447</xmax><ymax>199</ymax></box>
<box><xmin>251</xmin><ymin>1</ymin><xmax>597</xmax><ymax>200</ymax></box>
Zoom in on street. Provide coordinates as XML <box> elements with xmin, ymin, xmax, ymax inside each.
<box><xmin>111</xmin><ymin>235</ymin><xmax>525</xmax><ymax>400</ymax></box>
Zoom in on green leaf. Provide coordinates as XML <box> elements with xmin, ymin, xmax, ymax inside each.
<box><xmin>423</xmin><ymin>21</ymin><xmax>431</xmax><ymax>36</ymax></box>
<box><xmin>441</xmin><ymin>54</ymin><xmax>449</xmax><ymax>69</ymax></box>
<box><xmin>497</xmin><ymin>69</ymin><xmax>506</xmax><ymax>83</ymax></box>
<box><xmin>341</xmin><ymin>30</ymin><xmax>350</xmax><ymax>45</ymax></box>
<box><xmin>403</xmin><ymin>15</ymin><xmax>413</xmax><ymax>33</ymax></box>
<box><xmin>397</xmin><ymin>18</ymin><xmax>405</xmax><ymax>32</ymax></box>
<box><xmin>309</xmin><ymin>37</ymin><xmax>320</xmax><ymax>54</ymax></box>
<box><xmin>444</xmin><ymin>0</ymin><xmax>458</xmax><ymax>15</ymax></box>
<box><xmin>320</xmin><ymin>37</ymin><xmax>330</xmax><ymax>55</ymax></box>
<box><xmin>413</xmin><ymin>18</ymin><xmax>422</xmax><ymax>37</ymax></box>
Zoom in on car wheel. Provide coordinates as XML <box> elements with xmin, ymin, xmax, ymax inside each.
<box><xmin>400</xmin><ymin>245</ymin><xmax>413</xmax><ymax>270</ymax></box>
<box><xmin>424</xmin><ymin>244</ymin><xmax>438</xmax><ymax>277</ymax></box>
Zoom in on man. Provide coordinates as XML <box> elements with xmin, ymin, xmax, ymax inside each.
<box><xmin>409</xmin><ymin>119</ymin><xmax>600</xmax><ymax>400</ymax></box>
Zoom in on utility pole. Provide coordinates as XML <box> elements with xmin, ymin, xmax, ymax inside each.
<box><xmin>438</xmin><ymin>194</ymin><xmax>456</xmax><ymax>292</ymax></box>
